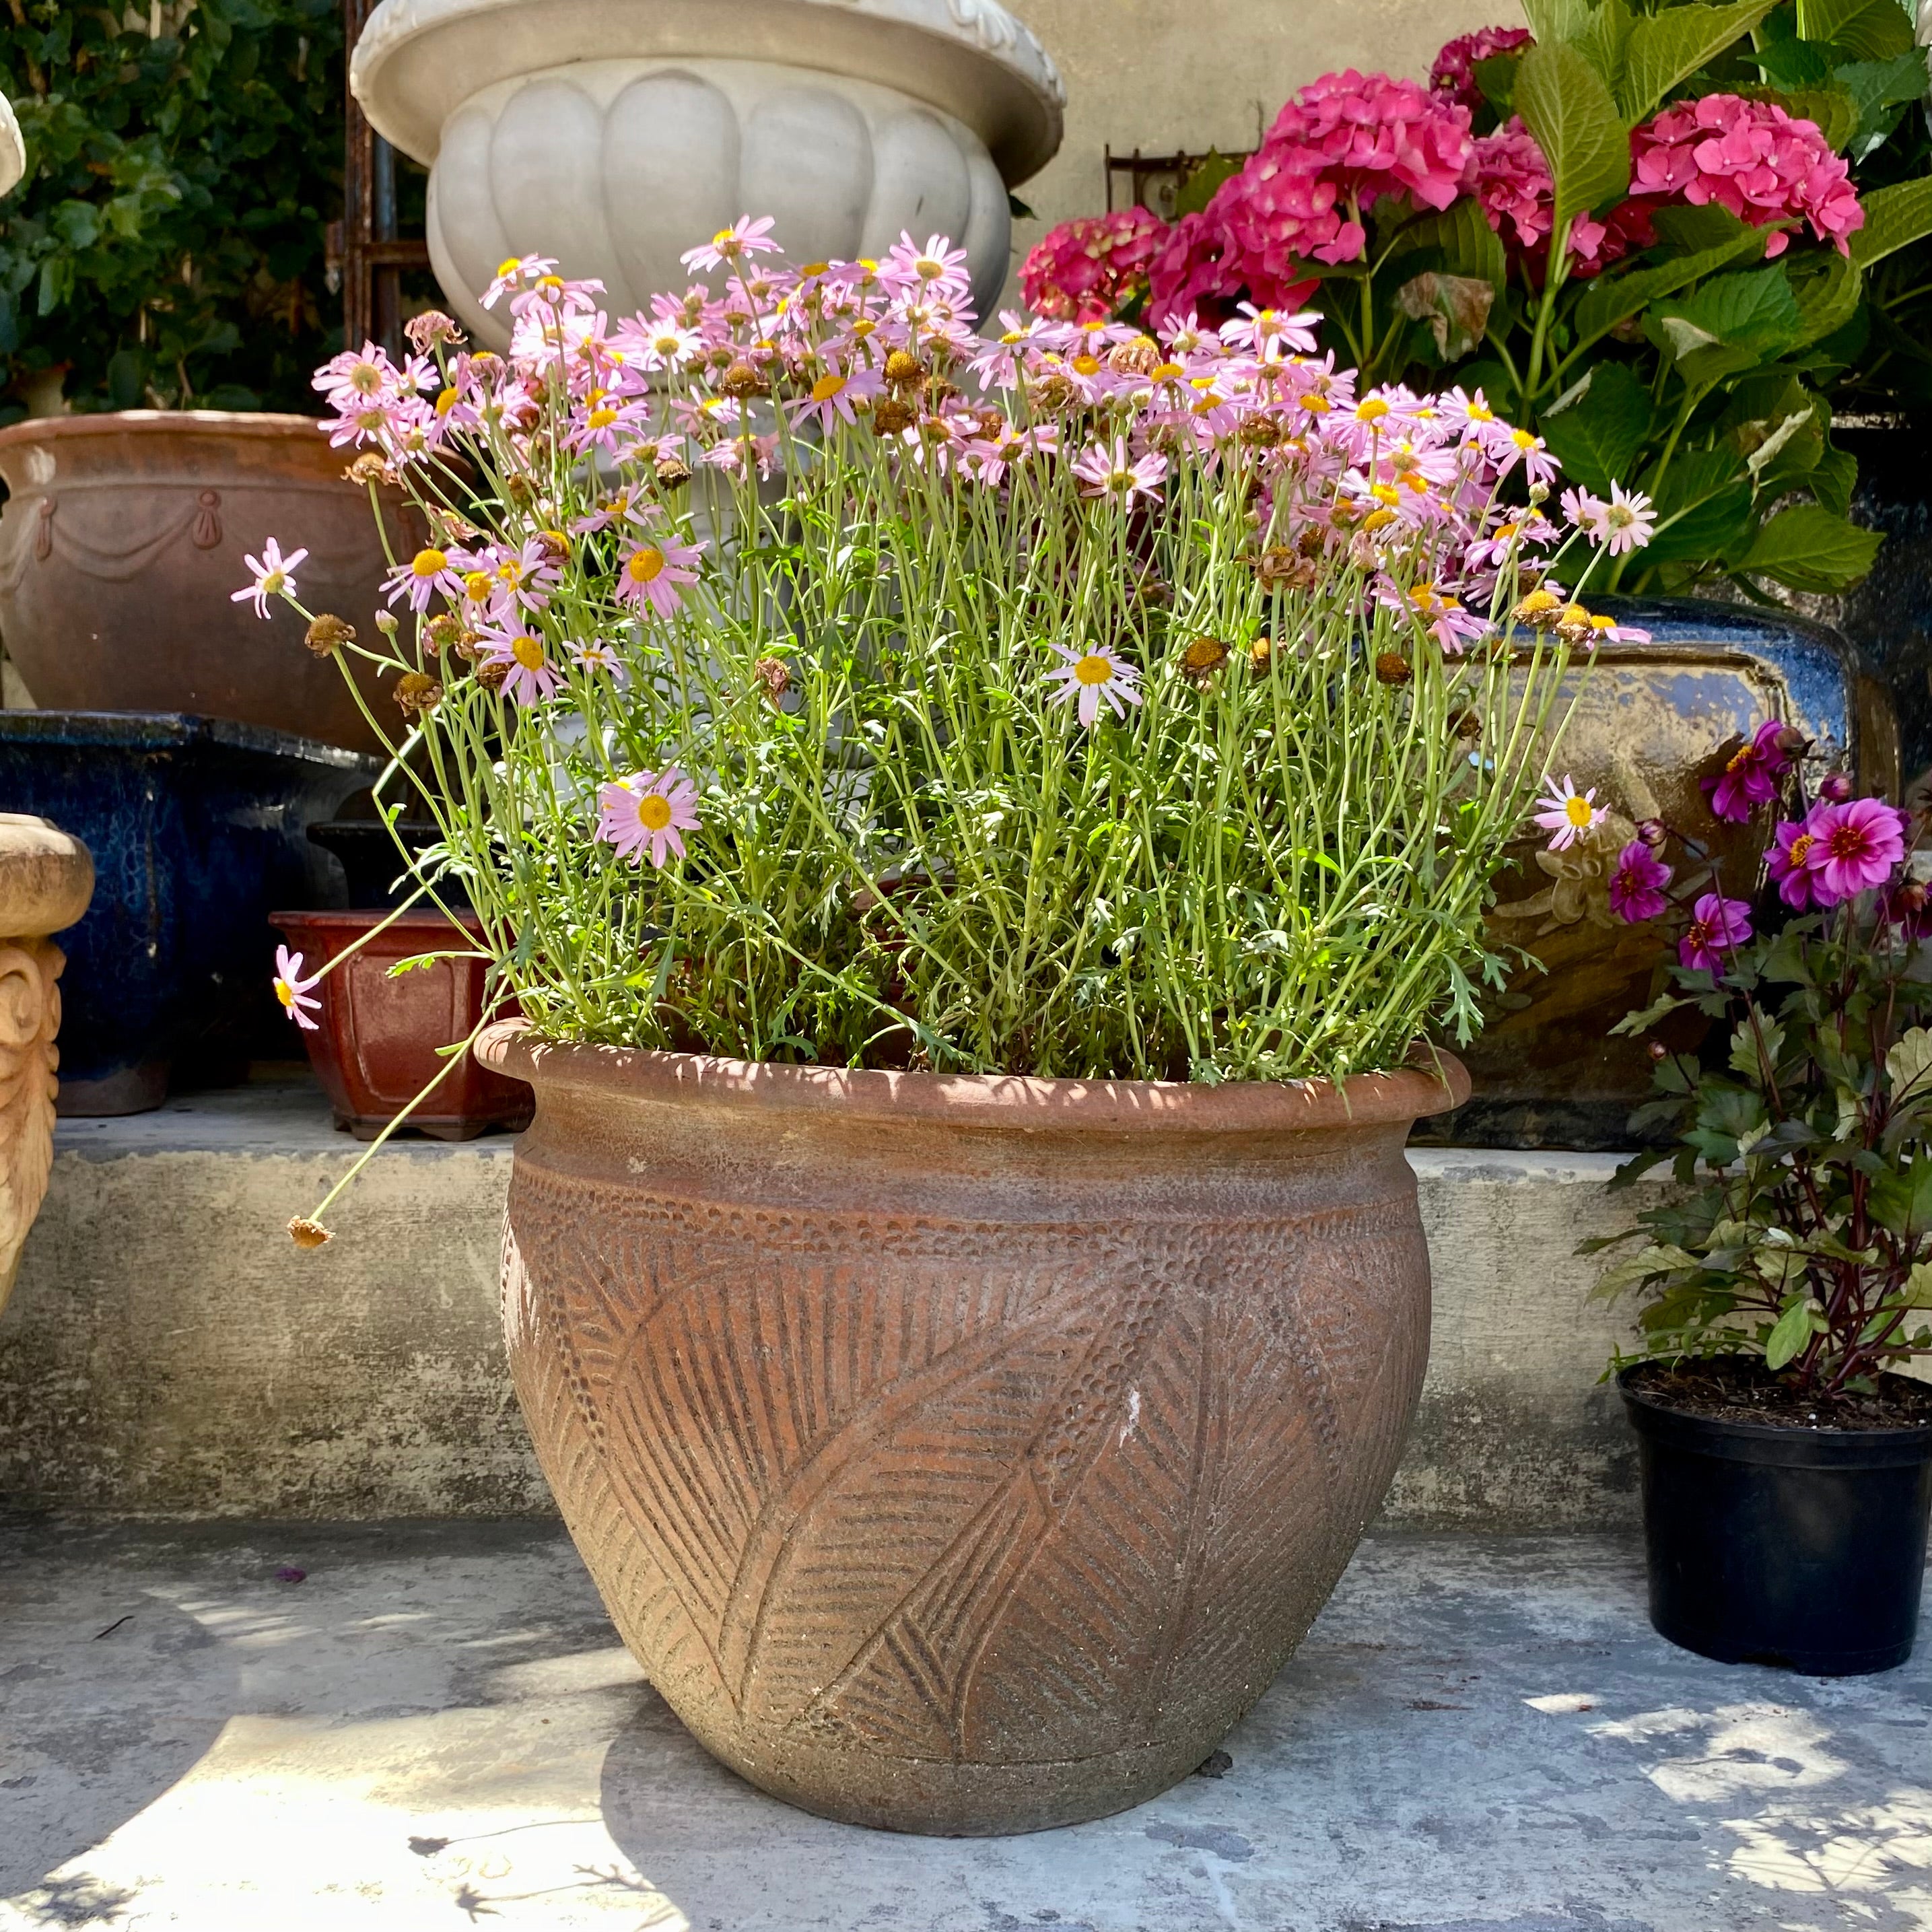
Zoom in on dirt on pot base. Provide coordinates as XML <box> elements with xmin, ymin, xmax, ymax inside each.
<box><xmin>1628</xmin><ymin>1356</ymin><xmax>1932</xmax><ymax>1430</ymax></box>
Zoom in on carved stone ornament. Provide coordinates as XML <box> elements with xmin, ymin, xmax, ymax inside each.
<box><xmin>477</xmin><ymin>1021</ymin><xmax>1467</xmax><ymax>1834</ymax></box>
<box><xmin>350</xmin><ymin>0</ymin><xmax>1067</xmax><ymax>346</ymax></box>
<box><xmin>0</xmin><ymin>815</ymin><xmax>93</xmax><ymax>1319</ymax></box>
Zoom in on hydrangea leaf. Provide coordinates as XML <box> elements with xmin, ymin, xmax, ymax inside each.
<box><xmin>1562</xmin><ymin>225</ymin><xmax>1767</xmax><ymax>367</ymax></box>
<box><xmin>1539</xmin><ymin>360</ymin><xmax>1655</xmax><ymax>491</ymax></box>
<box><xmin>1739</xmin><ymin>504</ymin><xmax>1883</xmax><ymax>590</ymax></box>
<box><xmin>1617</xmin><ymin>0</ymin><xmax>1782</xmax><ymax>125</ymax></box>
<box><xmin>1849</xmin><ymin>178</ymin><xmax>1932</xmax><ymax>269</ymax></box>
<box><xmin>1513</xmin><ymin>40</ymin><xmax>1632</xmax><ymax>251</ymax></box>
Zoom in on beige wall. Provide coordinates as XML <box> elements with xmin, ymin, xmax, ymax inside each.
<box><xmin>1000</xmin><ymin>0</ymin><xmax>1525</xmax><ymax>308</ymax></box>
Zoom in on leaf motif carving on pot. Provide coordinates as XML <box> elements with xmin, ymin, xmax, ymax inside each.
<box><xmin>191</xmin><ymin>490</ymin><xmax>222</xmax><ymax>550</ymax></box>
<box><xmin>32</xmin><ymin>499</ymin><xmax>51</xmax><ymax>563</ymax></box>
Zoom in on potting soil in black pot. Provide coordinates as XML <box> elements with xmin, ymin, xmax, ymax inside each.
<box><xmin>1622</xmin><ymin>1360</ymin><xmax>1932</xmax><ymax>1676</ymax></box>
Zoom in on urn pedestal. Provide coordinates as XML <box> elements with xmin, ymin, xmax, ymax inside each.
<box><xmin>0</xmin><ymin>816</ymin><xmax>93</xmax><ymax>1319</ymax></box>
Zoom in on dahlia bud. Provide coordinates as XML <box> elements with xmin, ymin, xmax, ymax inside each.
<box><xmin>1374</xmin><ymin>652</ymin><xmax>1413</xmax><ymax>687</ymax></box>
<box><xmin>304</xmin><ymin>613</ymin><xmax>355</xmax><ymax>657</ymax></box>
<box><xmin>1636</xmin><ymin>818</ymin><xmax>1669</xmax><ymax>849</ymax></box>
<box><xmin>1818</xmin><ymin>771</ymin><xmax>1853</xmax><ymax>803</ymax></box>
<box><xmin>1646</xmin><ymin>1039</ymin><xmax>1669</xmax><ymax>1062</ymax></box>
<box><xmin>1775</xmin><ymin>724</ymin><xmax>1810</xmax><ymax>763</ymax></box>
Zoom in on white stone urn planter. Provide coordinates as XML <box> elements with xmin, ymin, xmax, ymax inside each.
<box><xmin>351</xmin><ymin>0</ymin><xmax>1066</xmax><ymax>345</ymax></box>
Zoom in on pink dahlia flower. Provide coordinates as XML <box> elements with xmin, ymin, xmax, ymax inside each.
<box><xmin>1608</xmin><ymin>841</ymin><xmax>1672</xmax><ymax>924</ymax></box>
<box><xmin>1804</xmin><ymin>796</ymin><xmax>1908</xmax><ymax>903</ymax></box>
<box><xmin>1021</xmin><ymin>208</ymin><xmax>1169</xmax><ymax>324</ymax></box>
<box><xmin>1765</xmin><ymin>815</ymin><xmax>1826</xmax><ymax>910</ymax></box>
<box><xmin>1430</xmin><ymin>26</ymin><xmax>1534</xmax><ymax>112</ymax></box>
<box><xmin>1630</xmin><ymin>96</ymin><xmax>1863</xmax><ymax>256</ymax></box>
<box><xmin>1679</xmin><ymin>892</ymin><xmax>1753</xmax><ymax>973</ymax></box>
<box><xmin>1701</xmin><ymin>719</ymin><xmax>1795</xmax><ymax>823</ymax></box>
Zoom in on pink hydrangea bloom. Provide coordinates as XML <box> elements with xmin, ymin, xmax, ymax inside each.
<box><xmin>1608</xmin><ymin>841</ymin><xmax>1672</xmax><ymax>923</ymax></box>
<box><xmin>1430</xmin><ymin>26</ymin><xmax>1535</xmax><ymax>112</ymax></box>
<box><xmin>1679</xmin><ymin>892</ymin><xmax>1753</xmax><ymax>972</ymax></box>
<box><xmin>1465</xmin><ymin>120</ymin><xmax>1553</xmax><ymax>252</ymax></box>
<box><xmin>1152</xmin><ymin>71</ymin><xmax>1471</xmax><ymax>320</ymax></box>
<box><xmin>1630</xmin><ymin>96</ymin><xmax>1863</xmax><ymax>256</ymax></box>
<box><xmin>1803</xmin><ymin>796</ymin><xmax>1908</xmax><ymax>903</ymax></box>
<box><xmin>1021</xmin><ymin>208</ymin><xmax>1169</xmax><ymax>324</ymax></box>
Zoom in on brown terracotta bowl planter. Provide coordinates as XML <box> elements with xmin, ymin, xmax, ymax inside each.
<box><xmin>273</xmin><ymin>909</ymin><xmax>530</xmax><ymax>1141</ymax></box>
<box><xmin>477</xmin><ymin>1020</ymin><xmax>1467</xmax><ymax>1835</ymax></box>
<box><xmin>0</xmin><ymin>412</ymin><xmax>428</xmax><ymax>756</ymax></box>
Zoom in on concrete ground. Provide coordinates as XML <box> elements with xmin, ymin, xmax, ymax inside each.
<box><xmin>3</xmin><ymin>1524</ymin><xmax>1927</xmax><ymax>1932</ymax></box>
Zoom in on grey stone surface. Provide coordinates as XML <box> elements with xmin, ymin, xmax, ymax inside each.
<box><xmin>3</xmin><ymin>1524</ymin><xmax>1929</xmax><ymax>1930</ymax></box>
<box><xmin>0</xmin><ymin>1086</ymin><xmax>1662</xmax><ymax>1526</ymax></box>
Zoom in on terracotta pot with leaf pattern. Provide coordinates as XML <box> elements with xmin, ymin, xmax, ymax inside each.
<box><xmin>0</xmin><ymin>413</ymin><xmax>421</xmax><ymax>755</ymax></box>
<box><xmin>478</xmin><ymin>1019</ymin><xmax>1467</xmax><ymax>1836</ymax></box>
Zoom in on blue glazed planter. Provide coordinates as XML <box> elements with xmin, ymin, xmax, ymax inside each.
<box><xmin>0</xmin><ymin>713</ymin><xmax>378</xmax><ymax>1113</ymax></box>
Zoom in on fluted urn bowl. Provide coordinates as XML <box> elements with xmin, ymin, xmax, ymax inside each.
<box><xmin>351</xmin><ymin>0</ymin><xmax>1066</xmax><ymax>343</ymax></box>
<box><xmin>479</xmin><ymin>1021</ymin><xmax>1465</xmax><ymax>1834</ymax></box>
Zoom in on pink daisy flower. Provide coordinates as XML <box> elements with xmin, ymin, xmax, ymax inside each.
<box><xmin>273</xmin><ymin>945</ymin><xmax>322</xmax><ymax>1031</ymax></box>
<box><xmin>881</xmin><ymin>231</ymin><xmax>973</xmax><ymax>301</ymax></box>
<box><xmin>480</xmin><ymin>253</ymin><xmax>558</xmax><ymax>310</ymax></box>
<box><xmin>615</xmin><ymin>534</ymin><xmax>705</xmax><ymax>618</ymax></box>
<box><xmin>1805</xmin><ymin>796</ymin><xmax>1908</xmax><ymax>904</ymax></box>
<box><xmin>232</xmin><ymin>539</ymin><xmax>308</xmax><ymax>619</ymax></box>
<box><xmin>1044</xmin><ymin>641</ymin><xmax>1144</xmax><ymax>728</ymax></box>
<box><xmin>1607</xmin><ymin>841</ymin><xmax>1672</xmax><ymax>923</ymax></box>
<box><xmin>567</xmin><ymin>637</ymin><xmax>627</xmax><ymax>684</ymax></box>
<box><xmin>477</xmin><ymin>627</ymin><xmax>565</xmax><ymax>706</ymax></box>
<box><xmin>1533</xmin><ymin>774</ymin><xmax>1607</xmax><ymax>852</ymax></box>
<box><xmin>1679</xmin><ymin>893</ymin><xmax>1753</xmax><ymax>973</ymax></box>
<box><xmin>681</xmin><ymin>215</ymin><xmax>780</xmax><ymax>273</ymax></box>
<box><xmin>596</xmin><ymin>767</ymin><xmax>700</xmax><ymax>868</ymax></box>
<box><xmin>384</xmin><ymin>545</ymin><xmax>463</xmax><ymax>613</ymax></box>
<box><xmin>1072</xmin><ymin>437</ymin><xmax>1167</xmax><ymax>505</ymax></box>
<box><xmin>786</xmin><ymin>363</ymin><xmax>884</xmax><ymax>432</ymax></box>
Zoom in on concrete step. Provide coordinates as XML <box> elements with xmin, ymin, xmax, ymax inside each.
<box><xmin>0</xmin><ymin>1081</ymin><xmax>1659</xmax><ymax>1525</ymax></box>
<box><xmin>4</xmin><ymin>1521</ymin><xmax>1926</xmax><ymax>1929</ymax></box>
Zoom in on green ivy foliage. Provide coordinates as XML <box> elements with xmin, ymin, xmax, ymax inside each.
<box><xmin>0</xmin><ymin>0</ymin><xmax>344</xmax><ymax>419</ymax></box>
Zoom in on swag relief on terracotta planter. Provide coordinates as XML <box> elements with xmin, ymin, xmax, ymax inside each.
<box><xmin>479</xmin><ymin>1021</ymin><xmax>1465</xmax><ymax>1835</ymax></box>
<box><xmin>349</xmin><ymin>0</ymin><xmax>1066</xmax><ymax>346</ymax></box>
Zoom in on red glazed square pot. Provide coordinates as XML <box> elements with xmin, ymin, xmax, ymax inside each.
<box><xmin>269</xmin><ymin>908</ymin><xmax>530</xmax><ymax>1141</ymax></box>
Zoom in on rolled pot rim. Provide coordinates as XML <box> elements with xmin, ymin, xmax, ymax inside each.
<box><xmin>0</xmin><ymin>409</ymin><xmax>330</xmax><ymax>449</ymax></box>
<box><xmin>477</xmin><ymin>1017</ymin><xmax>1470</xmax><ymax>1133</ymax></box>
<box><xmin>1618</xmin><ymin>1359</ymin><xmax>1932</xmax><ymax>1457</ymax></box>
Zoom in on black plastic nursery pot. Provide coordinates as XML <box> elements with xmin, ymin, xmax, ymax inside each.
<box><xmin>1620</xmin><ymin>1363</ymin><xmax>1932</xmax><ymax>1677</ymax></box>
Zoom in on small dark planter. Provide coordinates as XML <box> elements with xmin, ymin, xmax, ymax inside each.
<box><xmin>269</xmin><ymin>907</ymin><xmax>530</xmax><ymax>1140</ymax></box>
<box><xmin>1622</xmin><ymin>1363</ymin><xmax>1932</xmax><ymax>1676</ymax></box>
<box><xmin>0</xmin><ymin>713</ymin><xmax>376</xmax><ymax>1113</ymax></box>
<box><xmin>307</xmin><ymin>818</ymin><xmax>471</xmax><ymax>911</ymax></box>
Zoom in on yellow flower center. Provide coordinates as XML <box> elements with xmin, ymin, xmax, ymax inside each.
<box><xmin>653</xmin><ymin>334</ymin><xmax>684</xmax><ymax>356</ymax></box>
<box><xmin>1002</xmin><ymin>329</ymin><xmax>1027</xmax><ymax>345</ymax></box>
<box><xmin>851</xmin><ymin>318</ymin><xmax>876</xmax><ymax>338</ymax></box>
<box><xmin>637</xmin><ymin>792</ymin><xmax>673</xmax><ymax>831</ymax></box>
<box><xmin>274</xmin><ymin>977</ymin><xmax>298</xmax><ymax>1008</ymax></box>
<box><xmin>411</xmin><ymin>547</ymin><xmax>448</xmax><ymax>578</ymax></box>
<box><xmin>1370</xmin><ymin>483</ymin><xmax>1401</xmax><ymax>507</ymax></box>
<box><xmin>915</xmin><ymin>256</ymin><xmax>946</xmax><ymax>281</ymax></box>
<box><xmin>261</xmin><ymin>568</ymin><xmax>286</xmax><ymax>596</ymax></box>
<box><xmin>799</xmin><ymin>261</ymin><xmax>830</xmax><ymax>277</ymax></box>
<box><xmin>1356</xmin><ymin>398</ymin><xmax>1390</xmax><ymax>423</ymax></box>
<box><xmin>495</xmin><ymin>256</ymin><xmax>522</xmax><ymax>279</ymax></box>
<box><xmin>1302</xmin><ymin>393</ymin><xmax>1330</xmax><ymax>413</ymax></box>
<box><xmin>1788</xmin><ymin>832</ymin><xmax>1816</xmax><ymax>865</ymax></box>
<box><xmin>462</xmin><ymin>572</ymin><xmax>492</xmax><ymax>602</ymax></box>
<box><xmin>1512</xmin><ymin>427</ymin><xmax>1538</xmax><ymax>450</ymax></box>
<box><xmin>588</xmin><ymin>406</ymin><xmax>618</xmax><ymax>429</ymax></box>
<box><xmin>436</xmin><ymin>386</ymin><xmax>458</xmax><ymax>417</ymax></box>
<box><xmin>810</xmin><ymin>372</ymin><xmax>847</xmax><ymax>402</ymax></box>
<box><xmin>1072</xmin><ymin>353</ymin><xmax>1101</xmax><ymax>377</ymax></box>
<box><xmin>535</xmin><ymin>274</ymin><xmax>563</xmax><ymax>296</ymax></box>
<box><xmin>1468</xmin><ymin>402</ymin><xmax>1494</xmax><ymax>421</ymax></box>
<box><xmin>511</xmin><ymin>635</ymin><xmax>546</xmax><ymax>670</ymax></box>
<box><xmin>1565</xmin><ymin>794</ymin><xmax>1595</xmax><ymax>828</ymax></box>
<box><xmin>1152</xmin><ymin>361</ymin><xmax>1183</xmax><ymax>380</ymax></box>
<box><xmin>1361</xmin><ymin>508</ymin><xmax>1398</xmax><ymax>530</ymax></box>
<box><xmin>498</xmin><ymin>559</ymin><xmax>523</xmax><ymax>584</ymax></box>
<box><xmin>629</xmin><ymin>547</ymin><xmax>666</xmax><ymax>583</ymax></box>
<box><xmin>1073</xmin><ymin>652</ymin><xmax>1113</xmax><ymax>687</ymax></box>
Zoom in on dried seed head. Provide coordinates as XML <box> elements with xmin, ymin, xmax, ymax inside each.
<box><xmin>1028</xmin><ymin>372</ymin><xmax>1076</xmax><ymax>411</ymax></box>
<box><xmin>1239</xmin><ymin>414</ymin><xmax>1284</xmax><ymax>448</ymax></box>
<box><xmin>1179</xmin><ymin>637</ymin><xmax>1230</xmax><ymax>687</ymax></box>
<box><xmin>1512</xmin><ymin>588</ymin><xmax>1564</xmax><ymax>627</ymax></box>
<box><xmin>871</xmin><ymin>398</ymin><xmax>917</xmax><ymax>435</ymax></box>
<box><xmin>427</xmin><ymin>506</ymin><xmax>479</xmax><ymax>544</ymax></box>
<box><xmin>510</xmin><ymin>402</ymin><xmax>542</xmax><ymax>433</ymax></box>
<box><xmin>404</xmin><ymin>310</ymin><xmax>463</xmax><ymax>351</ymax></box>
<box><xmin>504</xmin><ymin>474</ymin><xmax>535</xmax><ymax>506</ymax></box>
<box><xmin>344</xmin><ymin>453</ymin><xmax>390</xmax><ymax>487</ymax></box>
<box><xmin>288</xmin><ymin>1216</ymin><xmax>333</xmax><ymax>1250</ymax></box>
<box><xmin>1107</xmin><ymin>335</ymin><xmax>1162</xmax><ymax>376</ymax></box>
<box><xmin>1348</xmin><ymin>530</ymin><xmax>1382</xmax><ymax>572</ymax></box>
<box><xmin>1554</xmin><ymin>603</ymin><xmax>1595</xmax><ymax>646</ymax></box>
<box><xmin>534</xmin><ymin>528</ymin><xmax>570</xmax><ymax>566</ymax></box>
<box><xmin>1375</xmin><ymin>652</ymin><xmax>1413</xmax><ymax>687</ymax></box>
<box><xmin>1249</xmin><ymin>635</ymin><xmax>1274</xmax><ymax>675</ymax></box>
<box><xmin>304</xmin><ymin>613</ymin><xmax>355</xmax><ymax>656</ymax></box>
<box><xmin>1254</xmin><ymin>546</ymin><xmax>1316</xmax><ymax>592</ymax></box>
<box><xmin>654</xmin><ymin>451</ymin><xmax>693</xmax><ymax>487</ymax></box>
<box><xmin>1447</xmin><ymin>708</ymin><xmax>1481</xmax><ymax>740</ymax></box>
<box><xmin>719</xmin><ymin>359</ymin><xmax>767</xmax><ymax>399</ymax></box>
<box><xmin>1297</xmin><ymin>524</ymin><xmax>1327</xmax><ymax>558</ymax></box>
<box><xmin>475</xmin><ymin>659</ymin><xmax>510</xmax><ymax>693</ymax></box>
<box><xmin>451</xmin><ymin>629</ymin><xmax>485</xmax><ymax>663</ymax></box>
<box><xmin>394</xmin><ymin>671</ymin><xmax>443</xmax><ymax>716</ymax></box>
<box><xmin>424</xmin><ymin>614</ymin><xmax>462</xmax><ymax>658</ymax></box>
<box><xmin>884</xmin><ymin>349</ymin><xmax>924</xmax><ymax>388</ymax></box>
<box><xmin>754</xmin><ymin>656</ymin><xmax>791</xmax><ymax>704</ymax></box>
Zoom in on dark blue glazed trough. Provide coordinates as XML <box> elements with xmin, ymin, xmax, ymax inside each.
<box><xmin>0</xmin><ymin>712</ymin><xmax>377</xmax><ymax>1113</ymax></box>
